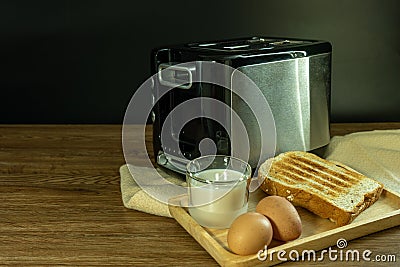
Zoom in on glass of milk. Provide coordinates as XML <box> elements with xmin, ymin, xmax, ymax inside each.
<box><xmin>186</xmin><ymin>155</ymin><xmax>251</xmax><ymax>229</ymax></box>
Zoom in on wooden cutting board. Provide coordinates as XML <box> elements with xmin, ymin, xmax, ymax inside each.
<box><xmin>169</xmin><ymin>188</ymin><xmax>400</xmax><ymax>266</ymax></box>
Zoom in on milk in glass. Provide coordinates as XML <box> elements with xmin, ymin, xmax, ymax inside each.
<box><xmin>188</xmin><ymin>168</ymin><xmax>249</xmax><ymax>229</ymax></box>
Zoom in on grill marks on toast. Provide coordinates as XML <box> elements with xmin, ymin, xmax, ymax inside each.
<box><xmin>272</xmin><ymin>161</ymin><xmax>340</xmax><ymax>197</ymax></box>
<box><xmin>270</xmin><ymin>153</ymin><xmax>365</xmax><ymax>198</ymax></box>
<box><xmin>290</xmin><ymin>154</ymin><xmax>361</xmax><ymax>184</ymax></box>
<box><xmin>260</xmin><ymin>151</ymin><xmax>384</xmax><ymax>226</ymax></box>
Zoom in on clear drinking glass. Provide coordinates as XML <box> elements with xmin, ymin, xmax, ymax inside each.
<box><xmin>186</xmin><ymin>155</ymin><xmax>251</xmax><ymax>229</ymax></box>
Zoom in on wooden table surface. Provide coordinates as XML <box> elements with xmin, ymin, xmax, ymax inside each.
<box><xmin>1</xmin><ymin>123</ymin><xmax>399</xmax><ymax>266</ymax></box>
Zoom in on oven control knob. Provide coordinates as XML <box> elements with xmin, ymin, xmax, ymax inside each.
<box><xmin>157</xmin><ymin>152</ymin><xmax>168</xmax><ymax>165</ymax></box>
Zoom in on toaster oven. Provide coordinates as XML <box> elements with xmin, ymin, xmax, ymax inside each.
<box><xmin>151</xmin><ymin>37</ymin><xmax>331</xmax><ymax>173</ymax></box>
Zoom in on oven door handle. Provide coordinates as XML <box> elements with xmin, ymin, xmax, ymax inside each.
<box><xmin>158</xmin><ymin>63</ymin><xmax>195</xmax><ymax>89</ymax></box>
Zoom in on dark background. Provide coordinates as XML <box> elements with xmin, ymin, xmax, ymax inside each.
<box><xmin>1</xmin><ymin>0</ymin><xmax>399</xmax><ymax>123</ymax></box>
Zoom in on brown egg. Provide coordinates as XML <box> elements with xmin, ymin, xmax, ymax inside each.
<box><xmin>256</xmin><ymin>196</ymin><xmax>302</xmax><ymax>241</ymax></box>
<box><xmin>227</xmin><ymin>212</ymin><xmax>273</xmax><ymax>255</ymax></box>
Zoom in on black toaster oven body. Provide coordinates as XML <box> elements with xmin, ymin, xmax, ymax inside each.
<box><xmin>151</xmin><ymin>37</ymin><xmax>331</xmax><ymax>173</ymax></box>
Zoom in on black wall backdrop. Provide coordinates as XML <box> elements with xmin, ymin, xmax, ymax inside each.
<box><xmin>1</xmin><ymin>0</ymin><xmax>399</xmax><ymax>123</ymax></box>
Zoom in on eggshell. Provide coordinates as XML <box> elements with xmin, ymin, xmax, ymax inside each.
<box><xmin>227</xmin><ymin>212</ymin><xmax>273</xmax><ymax>255</ymax></box>
<box><xmin>256</xmin><ymin>196</ymin><xmax>302</xmax><ymax>241</ymax></box>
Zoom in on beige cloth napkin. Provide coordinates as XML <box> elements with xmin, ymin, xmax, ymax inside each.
<box><xmin>324</xmin><ymin>129</ymin><xmax>400</xmax><ymax>193</ymax></box>
<box><xmin>120</xmin><ymin>164</ymin><xmax>185</xmax><ymax>217</ymax></box>
<box><xmin>120</xmin><ymin>129</ymin><xmax>400</xmax><ymax>217</ymax></box>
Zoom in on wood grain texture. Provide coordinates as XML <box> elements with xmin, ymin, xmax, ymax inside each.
<box><xmin>0</xmin><ymin>123</ymin><xmax>399</xmax><ymax>266</ymax></box>
<box><xmin>169</xmin><ymin>190</ymin><xmax>400</xmax><ymax>266</ymax></box>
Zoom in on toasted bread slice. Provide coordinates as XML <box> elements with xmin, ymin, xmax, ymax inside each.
<box><xmin>258</xmin><ymin>151</ymin><xmax>384</xmax><ymax>226</ymax></box>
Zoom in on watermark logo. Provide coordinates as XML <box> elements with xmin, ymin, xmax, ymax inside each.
<box><xmin>122</xmin><ymin>61</ymin><xmax>276</xmax><ymax>207</ymax></box>
<box><xmin>336</xmin><ymin>237</ymin><xmax>347</xmax><ymax>249</ymax></box>
<box><xmin>257</xmin><ymin>238</ymin><xmax>397</xmax><ymax>263</ymax></box>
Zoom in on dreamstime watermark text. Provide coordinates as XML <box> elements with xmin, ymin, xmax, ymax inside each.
<box><xmin>257</xmin><ymin>238</ymin><xmax>397</xmax><ymax>263</ymax></box>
